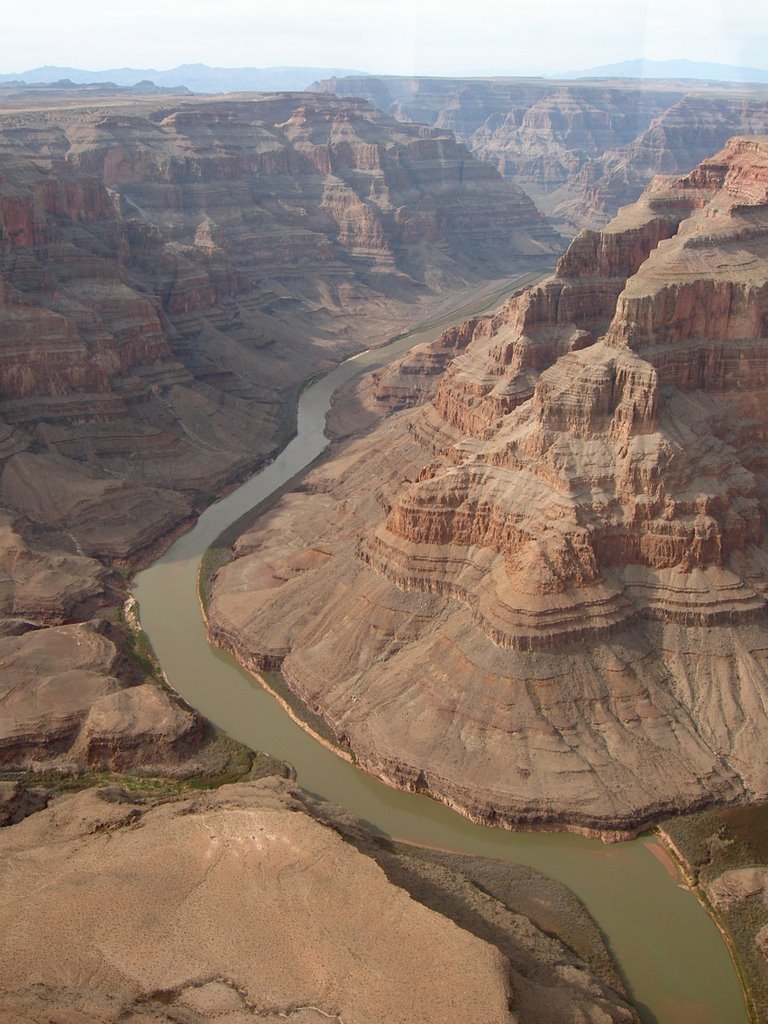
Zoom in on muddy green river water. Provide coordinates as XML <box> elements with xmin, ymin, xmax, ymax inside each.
<box><xmin>135</xmin><ymin>277</ymin><xmax>748</xmax><ymax>1024</ymax></box>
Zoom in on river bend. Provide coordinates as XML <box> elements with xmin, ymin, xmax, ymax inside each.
<box><xmin>135</xmin><ymin>278</ymin><xmax>748</xmax><ymax>1024</ymax></box>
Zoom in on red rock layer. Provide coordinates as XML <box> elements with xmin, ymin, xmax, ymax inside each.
<box><xmin>0</xmin><ymin>87</ymin><xmax>562</xmax><ymax>776</ymax></box>
<box><xmin>372</xmin><ymin>139</ymin><xmax>768</xmax><ymax>647</ymax></box>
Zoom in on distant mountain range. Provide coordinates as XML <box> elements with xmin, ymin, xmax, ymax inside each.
<box><xmin>5</xmin><ymin>59</ymin><xmax>767</xmax><ymax>94</ymax></box>
<box><xmin>557</xmin><ymin>58</ymin><xmax>768</xmax><ymax>84</ymax></box>
<box><xmin>0</xmin><ymin>64</ymin><xmax>367</xmax><ymax>94</ymax></box>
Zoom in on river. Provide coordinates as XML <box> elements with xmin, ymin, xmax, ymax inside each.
<box><xmin>134</xmin><ymin>274</ymin><xmax>748</xmax><ymax>1024</ymax></box>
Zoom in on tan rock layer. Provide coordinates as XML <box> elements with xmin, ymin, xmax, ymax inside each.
<box><xmin>0</xmin><ymin>779</ymin><xmax>638</xmax><ymax>1023</ymax></box>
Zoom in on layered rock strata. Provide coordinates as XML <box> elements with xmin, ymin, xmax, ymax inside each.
<box><xmin>0</xmin><ymin>85</ymin><xmax>559</xmax><ymax>773</ymax></box>
<box><xmin>0</xmin><ymin>622</ymin><xmax>204</xmax><ymax>771</ymax></box>
<box><xmin>317</xmin><ymin>75</ymin><xmax>768</xmax><ymax>232</ymax></box>
<box><xmin>0</xmin><ymin>777</ymin><xmax>638</xmax><ymax>1023</ymax></box>
<box><xmin>0</xmin><ymin>88</ymin><xmax>557</xmax><ymax>564</ymax></box>
<box><xmin>210</xmin><ymin>137</ymin><xmax>768</xmax><ymax>833</ymax></box>
<box><xmin>0</xmin><ymin>503</ymin><xmax>223</xmax><ymax>774</ymax></box>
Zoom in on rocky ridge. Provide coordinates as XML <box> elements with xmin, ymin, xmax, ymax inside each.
<box><xmin>209</xmin><ymin>136</ymin><xmax>768</xmax><ymax>834</ymax></box>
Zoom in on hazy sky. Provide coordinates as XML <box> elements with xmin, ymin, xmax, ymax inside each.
<box><xmin>3</xmin><ymin>0</ymin><xmax>767</xmax><ymax>75</ymax></box>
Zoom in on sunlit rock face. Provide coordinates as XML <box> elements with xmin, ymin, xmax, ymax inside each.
<box><xmin>210</xmin><ymin>137</ymin><xmax>768</xmax><ymax>834</ymax></box>
<box><xmin>0</xmin><ymin>86</ymin><xmax>561</xmax><ymax>776</ymax></box>
<box><xmin>0</xmin><ymin>778</ymin><xmax>640</xmax><ymax>1024</ymax></box>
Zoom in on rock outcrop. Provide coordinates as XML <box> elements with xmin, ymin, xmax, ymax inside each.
<box><xmin>570</xmin><ymin>92</ymin><xmax>768</xmax><ymax>228</ymax></box>
<box><xmin>0</xmin><ymin>618</ymin><xmax>217</xmax><ymax>772</ymax></box>
<box><xmin>209</xmin><ymin>137</ymin><xmax>768</xmax><ymax>834</ymax></box>
<box><xmin>316</xmin><ymin>76</ymin><xmax>768</xmax><ymax>233</ymax></box>
<box><xmin>0</xmin><ymin>777</ymin><xmax>638</xmax><ymax>1023</ymax></box>
<box><xmin>0</xmin><ymin>510</ymin><xmax>108</xmax><ymax>628</ymax></box>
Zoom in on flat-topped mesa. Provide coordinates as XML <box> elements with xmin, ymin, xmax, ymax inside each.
<box><xmin>365</xmin><ymin>137</ymin><xmax>768</xmax><ymax>650</ymax></box>
<box><xmin>66</xmin><ymin>95</ymin><xmax>557</xmax><ymax>273</ymax></box>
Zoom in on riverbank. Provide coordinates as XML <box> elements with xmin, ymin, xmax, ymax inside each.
<box><xmin>657</xmin><ymin>807</ymin><xmax>768</xmax><ymax>1024</ymax></box>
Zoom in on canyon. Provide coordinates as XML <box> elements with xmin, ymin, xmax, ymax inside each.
<box><xmin>1</xmin><ymin>78</ymin><xmax>765</xmax><ymax>1023</ymax></box>
<box><xmin>0</xmin><ymin>83</ymin><xmax>558</xmax><ymax>777</ymax></box>
<box><xmin>209</xmin><ymin>135</ymin><xmax>768</xmax><ymax>835</ymax></box>
<box><xmin>316</xmin><ymin>75</ymin><xmax>768</xmax><ymax>233</ymax></box>
<box><xmin>0</xmin><ymin>83</ymin><xmax>644</xmax><ymax>1024</ymax></box>
<box><xmin>0</xmin><ymin>84</ymin><xmax>555</xmax><ymax>565</ymax></box>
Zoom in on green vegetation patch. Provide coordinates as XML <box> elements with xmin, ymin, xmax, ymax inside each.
<box><xmin>0</xmin><ymin>768</ymin><xmax>189</xmax><ymax>801</ymax></box>
<box><xmin>198</xmin><ymin>545</ymin><xmax>231</xmax><ymax>615</ymax></box>
<box><xmin>0</xmin><ymin>747</ymin><xmax>292</xmax><ymax>807</ymax></box>
<box><xmin>663</xmin><ymin>804</ymin><xmax>768</xmax><ymax>878</ymax></box>
<box><xmin>110</xmin><ymin>597</ymin><xmax>168</xmax><ymax>691</ymax></box>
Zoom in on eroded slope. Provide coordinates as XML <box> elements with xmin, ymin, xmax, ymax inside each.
<box><xmin>0</xmin><ymin>86</ymin><xmax>559</xmax><ymax>774</ymax></box>
<box><xmin>317</xmin><ymin>76</ymin><xmax>768</xmax><ymax>233</ymax></box>
<box><xmin>0</xmin><ymin>89</ymin><xmax>557</xmax><ymax>564</ymax></box>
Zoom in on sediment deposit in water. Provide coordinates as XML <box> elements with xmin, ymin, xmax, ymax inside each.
<box><xmin>209</xmin><ymin>136</ymin><xmax>768</xmax><ymax>834</ymax></box>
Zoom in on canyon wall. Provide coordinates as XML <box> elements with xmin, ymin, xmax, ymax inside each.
<box><xmin>0</xmin><ymin>85</ymin><xmax>642</xmax><ymax>1024</ymax></box>
<box><xmin>316</xmin><ymin>76</ymin><xmax>768</xmax><ymax>233</ymax></box>
<box><xmin>0</xmin><ymin>85</ymin><xmax>559</xmax><ymax>775</ymax></box>
<box><xmin>0</xmin><ymin>88</ymin><xmax>557</xmax><ymax>564</ymax></box>
<box><xmin>210</xmin><ymin>136</ymin><xmax>768</xmax><ymax>834</ymax></box>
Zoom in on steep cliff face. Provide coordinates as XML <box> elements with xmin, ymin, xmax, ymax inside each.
<box><xmin>316</xmin><ymin>76</ymin><xmax>768</xmax><ymax>233</ymax></box>
<box><xmin>570</xmin><ymin>94</ymin><xmax>768</xmax><ymax>228</ymax></box>
<box><xmin>314</xmin><ymin>76</ymin><xmax>676</xmax><ymax>150</ymax></box>
<box><xmin>210</xmin><ymin>137</ymin><xmax>768</xmax><ymax>833</ymax></box>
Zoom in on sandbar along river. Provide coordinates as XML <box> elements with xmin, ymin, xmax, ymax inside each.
<box><xmin>135</xmin><ymin>277</ymin><xmax>748</xmax><ymax>1024</ymax></box>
